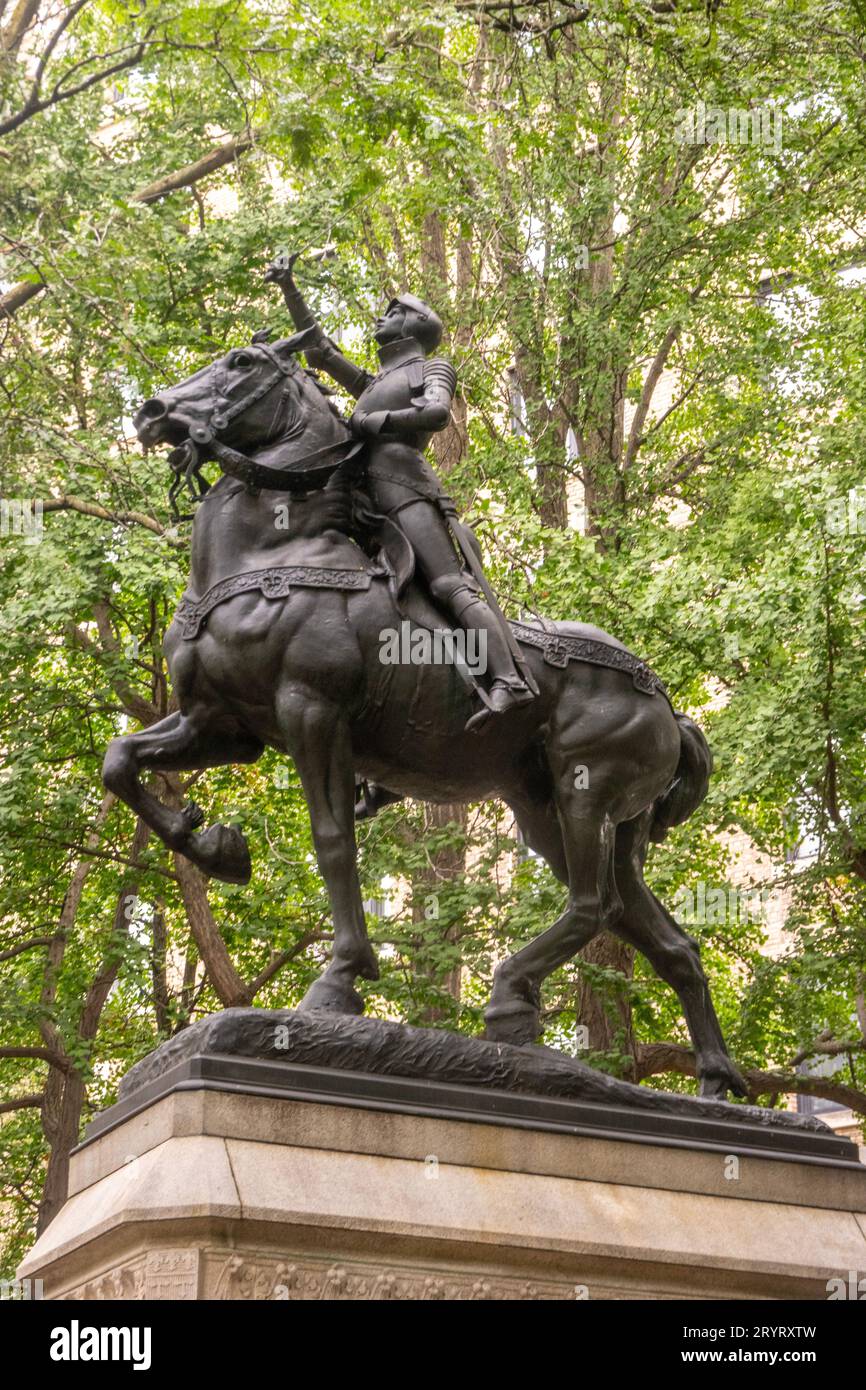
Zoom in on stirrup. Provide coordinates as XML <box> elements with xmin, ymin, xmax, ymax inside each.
<box><xmin>465</xmin><ymin>678</ymin><xmax>535</xmax><ymax>733</ymax></box>
<box><xmin>354</xmin><ymin>780</ymin><xmax>404</xmax><ymax>822</ymax></box>
<box><xmin>354</xmin><ymin>780</ymin><xmax>376</xmax><ymax>821</ymax></box>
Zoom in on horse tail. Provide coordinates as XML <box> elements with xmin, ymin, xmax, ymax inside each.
<box><xmin>649</xmin><ymin>712</ymin><xmax>713</xmax><ymax>843</ymax></box>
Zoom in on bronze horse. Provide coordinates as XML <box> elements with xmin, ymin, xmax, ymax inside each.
<box><xmin>103</xmin><ymin>334</ymin><xmax>748</xmax><ymax>1099</ymax></box>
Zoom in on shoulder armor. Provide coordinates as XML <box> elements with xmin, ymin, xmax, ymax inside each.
<box><xmin>424</xmin><ymin>357</ymin><xmax>457</xmax><ymax>395</ymax></box>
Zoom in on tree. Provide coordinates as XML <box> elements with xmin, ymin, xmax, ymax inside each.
<box><xmin>2</xmin><ymin>0</ymin><xmax>866</xmax><ymax>1276</ymax></box>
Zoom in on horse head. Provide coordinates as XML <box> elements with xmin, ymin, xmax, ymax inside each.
<box><xmin>134</xmin><ymin>330</ymin><xmax>357</xmax><ymax>513</ymax></box>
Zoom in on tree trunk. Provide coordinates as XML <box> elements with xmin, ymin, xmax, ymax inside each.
<box><xmin>37</xmin><ymin>1067</ymin><xmax>85</xmax><ymax>1233</ymax></box>
<box><xmin>36</xmin><ymin>815</ymin><xmax>150</xmax><ymax>1232</ymax></box>
<box><xmin>411</xmin><ymin>801</ymin><xmax>466</xmax><ymax>1024</ymax></box>
<box><xmin>576</xmin><ymin>934</ymin><xmax>636</xmax><ymax>1072</ymax></box>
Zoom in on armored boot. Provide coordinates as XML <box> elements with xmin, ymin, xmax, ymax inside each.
<box><xmin>429</xmin><ymin>576</ymin><xmax>535</xmax><ymax>731</ymax></box>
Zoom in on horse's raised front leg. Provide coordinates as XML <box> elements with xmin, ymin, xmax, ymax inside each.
<box><xmin>102</xmin><ymin>711</ymin><xmax>263</xmax><ymax>884</ymax></box>
<box><xmin>276</xmin><ymin>685</ymin><xmax>378</xmax><ymax>1014</ymax></box>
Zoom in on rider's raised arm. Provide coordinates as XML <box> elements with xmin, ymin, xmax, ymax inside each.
<box><xmin>265</xmin><ymin>254</ymin><xmax>372</xmax><ymax>400</ymax></box>
<box><xmin>352</xmin><ymin>358</ymin><xmax>457</xmax><ymax>440</ymax></box>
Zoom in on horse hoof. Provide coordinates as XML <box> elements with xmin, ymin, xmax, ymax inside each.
<box><xmin>298</xmin><ymin>977</ymin><xmax>365</xmax><ymax>1016</ymax></box>
<box><xmin>484</xmin><ymin>1002</ymin><xmax>541</xmax><ymax>1046</ymax></box>
<box><xmin>189</xmin><ymin>823</ymin><xmax>252</xmax><ymax>884</ymax></box>
<box><xmin>357</xmin><ymin>945</ymin><xmax>380</xmax><ymax>983</ymax></box>
<box><xmin>699</xmin><ymin>1059</ymin><xmax>749</xmax><ymax>1101</ymax></box>
<box><xmin>181</xmin><ymin>800</ymin><xmax>205</xmax><ymax>830</ymax></box>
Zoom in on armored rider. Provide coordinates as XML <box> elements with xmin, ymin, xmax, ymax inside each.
<box><xmin>264</xmin><ymin>252</ymin><xmax>537</xmax><ymax>737</ymax></box>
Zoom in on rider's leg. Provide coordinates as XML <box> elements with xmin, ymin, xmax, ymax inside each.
<box><xmin>352</xmin><ymin>499</ymin><xmax>531</xmax><ymax>820</ymax></box>
<box><xmin>394</xmin><ymin>499</ymin><xmax>534</xmax><ymax>721</ymax></box>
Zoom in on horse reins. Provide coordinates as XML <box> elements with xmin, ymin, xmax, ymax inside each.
<box><xmin>169</xmin><ymin>338</ymin><xmax>360</xmax><ymax>514</ymax></box>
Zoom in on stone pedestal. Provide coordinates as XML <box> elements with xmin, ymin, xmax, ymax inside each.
<box><xmin>18</xmin><ymin>1012</ymin><xmax>866</xmax><ymax>1300</ymax></box>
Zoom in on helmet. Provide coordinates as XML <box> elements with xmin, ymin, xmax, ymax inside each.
<box><xmin>386</xmin><ymin>292</ymin><xmax>444</xmax><ymax>353</ymax></box>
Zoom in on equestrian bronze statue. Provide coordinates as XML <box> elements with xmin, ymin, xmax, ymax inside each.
<box><xmin>102</xmin><ymin>255</ymin><xmax>748</xmax><ymax>1101</ymax></box>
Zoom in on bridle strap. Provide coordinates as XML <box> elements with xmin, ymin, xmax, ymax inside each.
<box><xmin>213</xmin><ymin>343</ymin><xmax>295</xmax><ymax>430</ymax></box>
<box><xmin>191</xmin><ymin>349</ymin><xmax>293</xmax><ymax>446</ymax></box>
<box><xmin>176</xmin><ymin>332</ymin><xmax>355</xmax><ymax>498</ymax></box>
<box><xmin>210</xmin><ymin>436</ymin><xmax>364</xmax><ymax>493</ymax></box>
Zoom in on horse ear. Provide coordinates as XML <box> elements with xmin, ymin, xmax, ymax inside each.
<box><xmin>276</xmin><ymin>326</ymin><xmax>319</xmax><ymax>355</ymax></box>
<box><xmin>251</xmin><ymin>328</ymin><xmax>271</xmax><ymax>344</ymax></box>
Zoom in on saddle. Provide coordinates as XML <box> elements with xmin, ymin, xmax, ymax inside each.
<box><xmin>350</xmin><ymin>499</ymin><xmax>670</xmax><ymax>703</ymax></box>
<box><xmin>173</xmin><ymin>471</ymin><xmax>669</xmax><ymax>705</ymax></box>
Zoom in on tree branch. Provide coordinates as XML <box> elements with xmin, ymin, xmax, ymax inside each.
<box><xmin>65</xmin><ymin>614</ymin><xmax>157</xmax><ymax>730</ymax></box>
<box><xmin>0</xmin><ymin>3</ymin><xmax>154</xmax><ymax>138</ymax></box>
<box><xmin>133</xmin><ymin>129</ymin><xmax>257</xmax><ymax>205</ymax></box>
<box><xmin>38</xmin><ymin>791</ymin><xmax>116</xmax><ymax>1066</ymax></box>
<box><xmin>0</xmin><ymin>276</ymin><xmax>44</xmax><ymax>318</ymax></box>
<box><xmin>0</xmin><ymin>935</ymin><xmax>56</xmax><ymax>963</ymax></box>
<box><xmin>0</xmin><ymin>1046</ymin><xmax>70</xmax><ymax>1070</ymax></box>
<box><xmin>636</xmin><ymin>1042</ymin><xmax>866</xmax><ymax>1117</ymax></box>
<box><xmin>42</xmin><ymin>495</ymin><xmax>180</xmax><ymax>542</ymax></box>
<box><xmin>0</xmin><ymin>1093</ymin><xmax>43</xmax><ymax>1115</ymax></box>
<box><xmin>790</xmin><ymin>1035</ymin><xmax>866</xmax><ymax>1067</ymax></box>
<box><xmin>1</xmin><ymin>130</ymin><xmax>259</xmax><ymax>317</ymax></box>
<box><xmin>623</xmin><ymin>321</ymin><xmax>681</xmax><ymax>471</ymax></box>
<box><xmin>247</xmin><ymin>930</ymin><xmax>325</xmax><ymax>998</ymax></box>
<box><xmin>0</xmin><ymin>0</ymin><xmax>42</xmax><ymax>56</ymax></box>
<box><xmin>79</xmin><ymin>817</ymin><xmax>151</xmax><ymax>1041</ymax></box>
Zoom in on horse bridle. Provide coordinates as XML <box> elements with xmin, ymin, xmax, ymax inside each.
<box><xmin>168</xmin><ymin>329</ymin><xmax>362</xmax><ymax>516</ymax></box>
<box><xmin>167</xmin><ymin>338</ymin><xmax>301</xmax><ymax>517</ymax></box>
